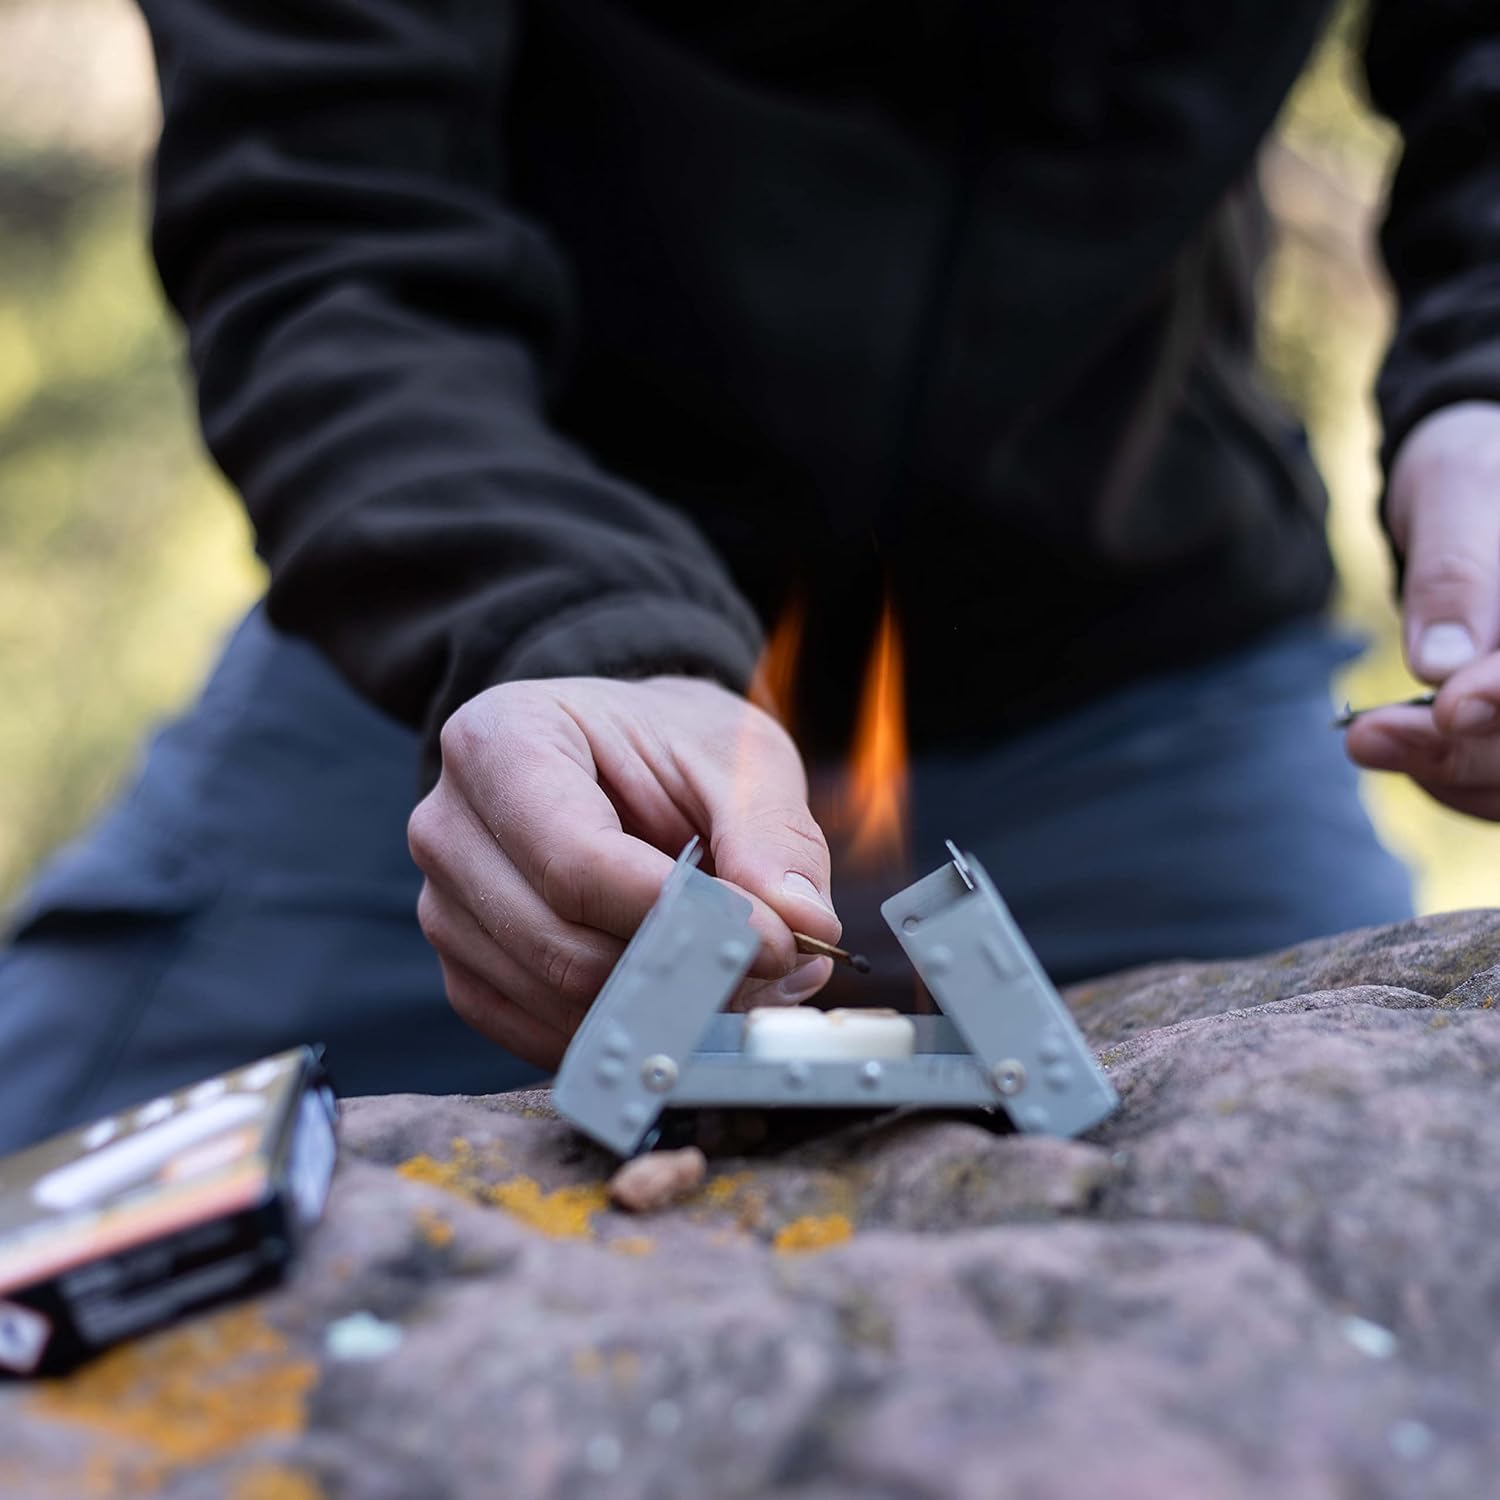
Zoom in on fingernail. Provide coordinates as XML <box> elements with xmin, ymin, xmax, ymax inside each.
<box><xmin>782</xmin><ymin>871</ymin><xmax>836</xmax><ymax>916</ymax></box>
<box><xmin>1416</xmin><ymin>623</ymin><xmax>1478</xmax><ymax>678</ymax></box>
<box><xmin>1451</xmin><ymin>698</ymin><xmax>1498</xmax><ymax>734</ymax></box>
<box><xmin>773</xmin><ymin>957</ymin><xmax>830</xmax><ymax>1004</ymax></box>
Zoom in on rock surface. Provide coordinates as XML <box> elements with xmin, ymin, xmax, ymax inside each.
<box><xmin>6</xmin><ymin>910</ymin><xmax>1500</xmax><ymax>1498</ymax></box>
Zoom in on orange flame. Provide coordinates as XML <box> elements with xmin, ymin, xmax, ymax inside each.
<box><xmin>841</xmin><ymin>598</ymin><xmax>910</xmax><ymax>870</ymax></box>
<box><xmin>743</xmin><ymin>591</ymin><xmax>911</xmax><ymax>877</ymax></box>
<box><xmin>748</xmin><ymin>593</ymin><xmax>805</xmax><ymax>732</ymax></box>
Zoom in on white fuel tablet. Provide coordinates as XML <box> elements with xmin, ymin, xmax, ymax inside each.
<box><xmin>743</xmin><ymin>1007</ymin><xmax>916</xmax><ymax>1062</ymax></box>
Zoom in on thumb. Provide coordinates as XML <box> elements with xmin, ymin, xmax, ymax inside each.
<box><xmin>1390</xmin><ymin>404</ymin><xmax>1500</xmax><ymax>682</ymax></box>
<box><xmin>692</xmin><ymin>710</ymin><xmax>841</xmax><ymax>977</ymax></box>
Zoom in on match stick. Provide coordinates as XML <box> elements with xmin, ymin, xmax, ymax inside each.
<box><xmin>1332</xmin><ymin>691</ymin><xmax>1435</xmax><ymax>729</ymax></box>
<box><xmin>792</xmin><ymin>932</ymin><xmax>872</xmax><ymax>974</ymax></box>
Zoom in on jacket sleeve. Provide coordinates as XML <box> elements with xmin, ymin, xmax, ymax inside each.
<box><xmin>139</xmin><ymin>0</ymin><xmax>763</xmax><ymax>777</ymax></box>
<box><xmin>1365</xmin><ymin>1</ymin><xmax>1500</xmax><ymax>477</ymax></box>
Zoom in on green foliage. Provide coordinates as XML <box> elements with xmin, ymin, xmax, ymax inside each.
<box><xmin>0</xmin><ymin>143</ymin><xmax>260</xmax><ymax>901</ymax></box>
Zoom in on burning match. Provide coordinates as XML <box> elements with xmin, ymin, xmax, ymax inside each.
<box><xmin>791</xmin><ymin>932</ymin><xmax>871</xmax><ymax>974</ymax></box>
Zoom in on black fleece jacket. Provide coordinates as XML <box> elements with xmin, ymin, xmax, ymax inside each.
<box><xmin>136</xmin><ymin>0</ymin><xmax>1500</xmax><ymax>773</ymax></box>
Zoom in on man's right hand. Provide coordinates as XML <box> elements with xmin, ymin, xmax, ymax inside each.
<box><xmin>407</xmin><ymin>676</ymin><xmax>842</xmax><ymax>1069</ymax></box>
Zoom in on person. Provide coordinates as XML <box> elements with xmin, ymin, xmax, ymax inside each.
<box><xmin>2</xmin><ymin>0</ymin><xmax>1497</xmax><ymax>1154</ymax></box>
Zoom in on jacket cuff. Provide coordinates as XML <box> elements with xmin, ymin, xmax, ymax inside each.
<box><xmin>1379</xmin><ymin>349</ymin><xmax>1500</xmax><ymax>478</ymax></box>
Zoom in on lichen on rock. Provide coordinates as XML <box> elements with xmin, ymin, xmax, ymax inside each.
<box><xmin>7</xmin><ymin>910</ymin><xmax>1500</xmax><ymax>1496</ymax></box>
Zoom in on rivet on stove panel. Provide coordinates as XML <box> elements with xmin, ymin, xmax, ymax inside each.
<box><xmin>925</xmin><ymin>944</ymin><xmax>953</xmax><ymax>975</ymax></box>
<box><xmin>718</xmin><ymin>939</ymin><xmax>751</xmax><ymax>970</ymax></box>
<box><xmin>981</xmin><ymin>935</ymin><xmax>1020</xmax><ymax>980</ymax></box>
<box><xmin>640</xmin><ymin>1055</ymin><xmax>679</xmax><ymax>1093</ymax></box>
<box><xmin>991</xmin><ymin>1060</ymin><xmax>1027</xmax><ymax>1096</ymax></box>
<box><xmin>645</xmin><ymin>926</ymin><xmax>692</xmax><ymax>977</ymax></box>
<box><xmin>1038</xmin><ymin>1031</ymin><xmax>1067</xmax><ymax>1064</ymax></box>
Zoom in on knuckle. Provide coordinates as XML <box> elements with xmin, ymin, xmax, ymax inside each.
<box><xmin>748</xmin><ymin>707</ymin><xmax>802</xmax><ymax>763</ymax></box>
<box><xmin>415</xmin><ymin>884</ymin><xmax>449</xmax><ymax>948</ymax></box>
<box><xmin>534</xmin><ymin>932</ymin><xmax>603</xmax><ymax>1007</ymax></box>
<box><xmin>438</xmin><ymin>708</ymin><xmax>486</xmax><ymax>773</ymax></box>
<box><xmin>780</xmin><ymin>811</ymin><xmax>832</xmax><ymax>860</ymax></box>
<box><xmin>739</xmin><ymin>807</ymin><xmax>830</xmax><ymax>874</ymax></box>
<box><xmin>406</xmin><ymin>799</ymin><xmax>447</xmax><ymax>874</ymax></box>
<box><xmin>538</xmin><ymin>847</ymin><xmax>589</xmax><ymax>924</ymax></box>
<box><xmin>1443</xmin><ymin>738</ymin><xmax>1493</xmax><ymax>788</ymax></box>
<box><xmin>1410</xmin><ymin>550</ymin><xmax>1491</xmax><ymax>601</ymax></box>
<box><xmin>444</xmin><ymin>974</ymin><xmax>491</xmax><ymax>1034</ymax></box>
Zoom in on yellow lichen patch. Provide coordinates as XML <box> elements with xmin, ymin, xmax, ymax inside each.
<box><xmin>699</xmin><ymin>1172</ymin><xmax>753</xmax><ymax>1207</ymax></box>
<box><xmin>694</xmin><ymin>1171</ymin><xmax>766</xmax><ymax>1231</ymax></box>
<box><xmin>398</xmin><ymin>1138</ymin><xmax>606</xmax><ymax>1239</ymax></box>
<box><xmin>608</xmin><ymin>1235</ymin><xmax>656</xmax><ymax>1257</ymax></box>
<box><xmin>487</xmin><ymin>1176</ymin><xmax>609</xmax><ymax>1239</ymax></box>
<box><xmin>414</xmin><ymin>1206</ymin><xmax>455</xmax><ymax>1249</ymax></box>
<box><xmin>572</xmin><ymin>1348</ymin><xmax>604</xmax><ymax>1380</ymax></box>
<box><xmin>29</xmin><ymin>1307</ymin><xmax>317</xmax><ymax>1484</ymax></box>
<box><xmin>396</xmin><ymin>1137</ymin><xmax>509</xmax><ymax>1207</ymax></box>
<box><xmin>230</xmin><ymin>1462</ymin><xmax>325</xmax><ymax>1500</ymax></box>
<box><xmin>396</xmin><ymin>1152</ymin><xmax>476</xmax><ymax>1199</ymax></box>
<box><xmin>1429</xmin><ymin>1015</ymin><xmax>1451</xmax><ymax>1030</ymax></box>
<box><xmin>772</xmin><ymin>1214</ymin><xmax>854</xmax><ymax>1255</ymax></box>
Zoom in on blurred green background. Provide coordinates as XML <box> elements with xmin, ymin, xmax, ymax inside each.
<box><xmin>0</xmin><ymin>0</ymin><xmax>1495</xmax><ymax>917</ymax></box>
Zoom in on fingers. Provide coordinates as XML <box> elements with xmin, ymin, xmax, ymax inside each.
<box><xmin>416</xmin><ymin>877</ymin><xmax>613</xmax><ymax>1034</ymax></box>
<box><xmin>1344</xmin><ymin>705</ymin><xmax>1500</xmax><ymax>820</ymax></box>
<box><xmin>424</xmin><ymin>675</ymin><xmax>839</xmax><ymax>1048</ymax></box>
<box><xmin>732</xmin><ymin>955</ymin><xmax>835</xmax><ymax>1011</ymax></box>
<box><xmin>439</xmin><ymin>697</ymin><xmax>680</xmax><ymax>940</ymax></box>
<box><xmin>1432</xmin><ymin>649</ymin><xmax>1500</xmax><ymax>739</ymax></box>
<box><xmin>438</xmin><ymin>954</ymin><xmax>571</xmax><ymax>1072</ymax></box>
<box><xmin>1388</xmin><ymin>404</ymin><xmax>1500</xmax><ymax>682</ymax></box>
<box><xmin>409</xmin><ymin>787</ymin><xmax>625</xmax><ymax>1021</ymax></box>
<box><xmin>643</xmin><ymin>682</ymin><xmax>841</xmax><ymax>971</ymax></box>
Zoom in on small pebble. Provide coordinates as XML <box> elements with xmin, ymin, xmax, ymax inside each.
<box><xmin>1388</xmin><ymin>1419</ymin><xmax>1434</xmax><ymax>1461</ymax></box>
<box><xmin>609</xmin><ymin>1147</ymin><xmax>708</xmax><ymax>1213</ymax></box>
<box><xmin>324</xmin><ymin>1311</ymin><xmax>404</xmax><ymax>1362</ymax></box>
<box><xmin>1339</xmin><ymin>1314</ymin><xmax>1397</xmax><ymax>1361</ymax></box>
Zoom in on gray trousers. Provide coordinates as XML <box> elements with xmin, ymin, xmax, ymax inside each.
<box><xmin>0</xmin><ymin>607</ymin><xmax>1412</xmax><ymax>1153</ymax></box>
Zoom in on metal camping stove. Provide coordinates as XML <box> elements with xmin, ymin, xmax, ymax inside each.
<box><xmin>553</xmin><ymin>840</ymin><xmax>1118</xmax><ymax>1156</ymax></box>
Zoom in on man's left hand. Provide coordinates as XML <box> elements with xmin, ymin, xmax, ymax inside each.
<box><xmin>1345</xmin><ymin>400</ymin><xmax>1500</xmax><ymax>820</ymax></box>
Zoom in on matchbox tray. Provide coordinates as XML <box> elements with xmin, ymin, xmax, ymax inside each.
<box><xmin>0</xmin><ymin>1047</ymin><xmax>336</xmax><ymax>1376</ymax></box>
